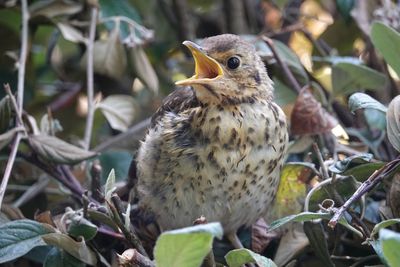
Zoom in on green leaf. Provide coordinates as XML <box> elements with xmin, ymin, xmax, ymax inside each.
<box><xmin>312</xmin><ymin>56</ymin><xmax>362</xmax><ymax>65</ymax></box>
<box><xmin>0</xmin><ymin>219</ymin><xmax>53</xmax><ymax>264</ymax></box>
<box><xmin>56</xmin><ymin>23</ymin><xmax>86</xmax><ymax>44</ymax></box>
<box><xmin>154</xmin><ymin>222</ymin><xmax>223</xmax><ymax>267</ymax></box>
<box><xmin>369</xmin><ymin>239</ymin><xmax>389</xmax><ymax>266</ymax></box>
<box><xmin>273</xmin><ymin>163</ymin><xmax>315</xmax><ymax>219</ymax></box>
<box><xmin>67</xmin><ymin>216</ymin><xmax>98</xmax><ymax>241</ymax></box>
<box><xmin>332</xmin><ymin>62</ymin><xmax>387</xmax><ymax>95</ymax></box>
<box><xmin>308</xmin><ymin>176</ymin><xmax>360</xmax><ymax>212</ymax></box>
<box><xmin>380</xmin><ymin>229</ymin><xmax>400</xmax><ymax>267</ymax></box>
<box><xmin>274</xmin><ymin>40</ymin><xmax>309</xmax><ymax>84</ymax></box>
<box><xmin>99</xmin><ymin>0</ymin><xmax>141</xmax><ymax>39</ymax></box>
<box><xmin>303</xmin><ymin>222</ymin><xmax>335</xmax><ymax>267</ymax></box>
<box><xmin>371</xmin><ymin>22</ymin><xmax>400</xmax><ymax>77</ymax></box>
<box><xmin>99</xmin><ymin>151</ymin><xmax>132</xmax><ymax>183</ymax></box>
<box><xmin>336</xmin><ymin>0</ymin><xmax>355</xmax><ymax>21</ymax></box>
<box><xmin>104</xmin><ymin>169</ymin><xmax>116</xmax><ymax>202</ymax></box>
<box><xmin>273</xmin><ymin>0</ymin><xmax>290</xmax><ymax>9</ymax></box>
<box><xmin>273</xmin><ymin>78</ymin><xmax>297</xmax><ymax>106</ymax></box>
<box><xmin>130</xmin><ymin>46</ymin><xmax>159</xmax><ymax>93</ymax></box>
<box><xmin>97</xmin><ymin>95</ymin><xmax>136</xmax><ymax>132</ymax></box>
<box><xmin>225</xmin><ymin>248</ymin><xmax>277</xmax><ymax>267</ymax></box>
<box><xmin>0</xmin><ymin>95</ymin><xmax>11</xmax><ymax>133</ymax></box>
<box><xmin>364</xmin><ymin>108</ymin><xmax>387</xmax><ymax>131</ymax></box>
<box><xmin>44</xmin><ymin>247</ymin><xmax>85</xmax><ymax>267</ymax></box>
<box><xmin>28</xmin><ymin>134</ymin><xmax>97</xmax><ymax>164</ymax></box>
<box><xmin>348</xmin><ymin>93</ymin><xmax>388</xmax><ymax>114</ymax></box>
<box><xmin>371</xmin><ymin>219</ymin><xmax>400</xmax><ymax>239</ymax></box>
<box><xmin>42</xmin><ymin>232</ymin><xmax>97</xmax><ymax>266</ymax></box>
<box><xmin>387</xmin><ymin>95</ymin><xmax>400</xmax><ymax>152</ymax></box>
<box><xmin>29</xmin><ymin>0</ymin><xmax>83</xmax><ymax>19</ymax></box>
<box><xmin>82</xmin><ymin>27</ymin><xmax>127</xmax><ymax>79</ymax></box>
<box><xmin>329</xmin><ymin>153</ymin><xmax>373</xmax><ymax>173</ymax></box>
<box><xmin>268</xmin><ymin>212</ymin><xmax>362</xmax><ymax>237</ymax></box>
<box><xmin>343</xmin><ymin>162</ymin><xmax>385</xmax><ymax>182</ymax></box>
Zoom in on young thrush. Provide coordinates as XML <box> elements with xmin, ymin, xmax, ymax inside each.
<box><xmin>136</xmin><ymin>34</ymin><xmax>288</xmax><ymax>247</ymax></box>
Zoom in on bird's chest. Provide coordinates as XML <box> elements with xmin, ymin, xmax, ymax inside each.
<box><xmin>175</xmin><ymin>102</ymin><xmax>286</xmax><ymax>194</ymax></box>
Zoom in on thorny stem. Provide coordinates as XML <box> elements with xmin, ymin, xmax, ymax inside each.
<box><xmin>328</xmin><ymin>158</ymin><xmax>400</xmax><ymax>228</ymax></box>
<box><xmin>262</xmin><ymin>36</ymin><xmax>302</xmax><ymax>93</ymax></box>
<box><xmin>83</xmin><ymin>7</ymin><xmax>98</xmax><ymax>150</ymax></box>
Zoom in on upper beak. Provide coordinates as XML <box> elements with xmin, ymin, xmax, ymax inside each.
<box><xmin>175</xmin><ymin>41</ymin><xmax>224</xmax><ymax>86</ymax></box>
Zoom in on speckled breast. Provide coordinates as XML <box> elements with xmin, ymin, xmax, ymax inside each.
<box><xmin>137</xmin><ymin>100</ymin><xmax>288</xmax><ymax>233</ymax></box>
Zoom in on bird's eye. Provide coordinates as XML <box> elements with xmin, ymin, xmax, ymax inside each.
<box><xmin>227</xmin><ymin>56</ymin><xmax>240</xmax><ymax>70</ymax></box>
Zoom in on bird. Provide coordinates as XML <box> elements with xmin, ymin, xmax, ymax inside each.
<box><xmin>135</xmin><ymin>34</ymin><xmax>288</xmax><ymax>249</ymax></box>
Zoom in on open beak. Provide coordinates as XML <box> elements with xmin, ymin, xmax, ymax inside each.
<box><xmin>175</xmin><ymin>41</ymin><xmax>224</xmax><ymax>86</ymax></box>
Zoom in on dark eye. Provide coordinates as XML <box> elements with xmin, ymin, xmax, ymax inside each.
<box><xmin>227</xmin><ymin>56</ymin><xmax>240</xmax><ymax>69</ymax></box>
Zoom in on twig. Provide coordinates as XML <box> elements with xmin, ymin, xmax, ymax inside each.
<box><xmin>312</xmin><ymin>142</ymin><xmax>329</xmax><ymax>180</ymax></box>
<box><xmin>118</xmin><ymin>249</ymin><xmax>155</xmax><ymax>267</ymax></box>
<box><xmin>17</xmin><ymin>0</ymin><xmax>29</xmax><ymax>113</ymax></box>
<box><xmin>83</xmin><ymin>6</ymin><xmax>98</xmax><ymax>150</ymax></box>
<box><xmin>90</xmin><ymin>160</ymin><xmax>104</xmax><ymax>202</ymax></box>
<box><xmin>262</xmin><ymin>36</ymin><xmax>302</xmax><ymax>93</ymax></box>
<box><xmin>12</xmin><ymin>176</ymin><xmax>50</xmax><ymax>208</ymax></box>
<box><xmin>0</xmin><ymin>134</ymin><xmax>22</xmax><ymax>209</ymax></box>
<box><xmin>0</xmin><ymin>82</ymin><xmax>27</xmax><ymax>209</ymax></box>
<box><xmin>109</xmin><ymin>194</ymin><xmax>148</xmax><ymax>257</ymax></box>
<box><xmin>328</xmin><ymin>158</ymin><xmax>400</xmax><ymax>228</ymax></box>
<box><xmin>93</xmin><ymin>118</ymin><xmax>151</xmax><ymax>152</ymax></box>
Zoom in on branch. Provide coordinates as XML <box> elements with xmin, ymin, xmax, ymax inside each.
<box><xmin>17</xmin><ymin>0</ymin><xmax>29</xmax><ymax>113</ymax></box>
<box><xmin>109</xmin><ymin>194</ymin><xmax>148</xmax><ymax>257</ymax></box>
<box><xmin>0</xmin><ymin>83</ymin><xmax>27</xmax><ymax>209</ymax></box>
<box><xmin>83</xmin><ymin>6</ymin><xmax>98</xmax><ymax>150</ymax></box>
<box><xmin>0</xmin><ymin>0</ymin><xmax>30</xmax><ymax>208</ymax></box>
<box><xmin>262</xmin><ymin>36</ymin><xmax>302</xmax><ymax>93</ymax></box>
<box><xmin>93</xmin><ymin>118</ymin><xmax>150</xmax><ymax>152</ymax></box>
<box><xmin>328</xmin><ymin>158</ymin><xmax>400</xmax><ymax>228</ymax></box>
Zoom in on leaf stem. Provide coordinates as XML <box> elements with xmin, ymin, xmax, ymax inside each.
<box><xmin>83</xmin><ymin>7</ymin><xmax>98</xmax><ymax>150</ymax></box>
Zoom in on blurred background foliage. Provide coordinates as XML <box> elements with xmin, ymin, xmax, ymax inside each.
<box><xmin>1</xmin><ymin>0</ymin><xmax>400</xmax><ymax>266</ymax></box>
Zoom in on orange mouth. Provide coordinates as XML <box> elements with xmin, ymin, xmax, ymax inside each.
<box><xmin>176</xmin><ymin>41</ymin><xmax>223</xmax><ymax>86</ymax></box>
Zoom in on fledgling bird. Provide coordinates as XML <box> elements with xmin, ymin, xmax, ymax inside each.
<box><xmin>135</xmin><ymin>34</ymin><xmax>288</xmax><ymax>247</ymax></box>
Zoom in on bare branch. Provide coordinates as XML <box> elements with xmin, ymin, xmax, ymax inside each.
<box><xmin>17</xmin><ymin>0</ymin><xmax>29</xmax><ymax>113</ymax></box>
<box><xmin>262</xmin><ymin>36</ymin><xmax>302</xmax><ymax>93</ymax></box>
<box><xmin>83</xmin><ymin>7</ymin><xmax>98</xmax><ymax>150</ymax></box>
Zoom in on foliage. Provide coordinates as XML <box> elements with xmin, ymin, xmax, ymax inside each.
<box><xmin>1</xmin><ymin>0</ymin><xmax>400</xmax><ymax>266</ymax></box>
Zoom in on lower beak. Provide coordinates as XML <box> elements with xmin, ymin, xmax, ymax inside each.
<box><xmin>176</xmin><ymin>41</ymin><xmax>224</xmax><ymax>86</ymax></box>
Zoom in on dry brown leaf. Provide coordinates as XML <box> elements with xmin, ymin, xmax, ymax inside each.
<box><xmin>290</xmin><ymin>88</ymin><xmax>338</xmax><ymax>135</ymax></box>
<box><xmin>34</xmin><ymin>210</ymin><xmax>56</xmax><ymax>227</ymax></box>
<box><xmin>251</xmin><ymin>218</ymin><xmax>279</xmax><ymax>254</ymax></box>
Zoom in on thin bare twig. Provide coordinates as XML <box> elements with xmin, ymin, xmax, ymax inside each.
<box><xmin>108</xmin><ymin>194</ymin><xmax>148</xmax><ymax>257</ymax></box>
<box><xmin>0</xmin><ymin>0</ymin><xmax>30</xmax><ymax>207</ymax></box>
<box><xmin>83</xmin><ymin>7</ymin><xmax>98</xmax><ymax>150</ymax></box>
<box><xmin>93</xmin><ymin>117</ymin><xmax>151</xmax><ymax>152</ymax></box>
<box><xmin>0</xmin><ymin>134</ymin><xmax>22</xmax><ymax>209</ymax></box>
<box><xmin>262</xmin><ymin>36</ymin><xmax>302</xmax><ymax>93</ymax></box>
<box><xmin>0</xmin><ymin>88</ymin><xmax>26</xmax><ymax>209</ymax></box>
<box><xmin>17</xmin><ymin>0</ymin><xmax>29</xmax><ymax>113</ymax></box>
<box><xmin>328</xmin><ymin>158</ymin><xmax>400</xmax><ymax>228</ymax></box>
<box><xmin>312</xmin><ymin>142</ymin><xmax>329</xmax><ymax>180</ymax></box>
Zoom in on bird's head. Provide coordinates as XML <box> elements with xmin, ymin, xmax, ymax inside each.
<box><xmin>176</xmin><ymin>34</ymin><xmax>273</xmax><ymax>105</ymax></box>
